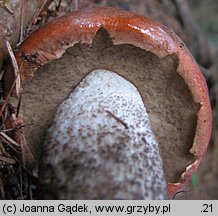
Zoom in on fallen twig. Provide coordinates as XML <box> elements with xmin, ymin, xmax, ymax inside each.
<box><xmin>0</xmin><ymin>132</ymin><xmax>20</xmax><ymax>154</ymax></box>
<box><xmin>0</xmin><ymin>155</ymin><xmax>16</xmax><ymax>164</ymax></box>
<box><xmin>0</xmin><ymin>132</ymin><xmax>20</xmax><ymax>147</ymax></box>
<box><xmin>26</xmin><ymin>0</ymin><xmax>53</xmax><ymax>34</ymax></box>
<box><xmin>6</xmin><ymin>41</ymin><xmax>21</xmax><ymax>98</ymax></box>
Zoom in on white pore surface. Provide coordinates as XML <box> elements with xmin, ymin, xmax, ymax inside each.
<box><xmin>41</xmin><ymin>69</ymin><xmax>167</xmax><ymax>199</ymax></box>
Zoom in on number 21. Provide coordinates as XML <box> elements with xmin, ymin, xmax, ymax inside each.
<box><xmin>202</xmin><ymin>204</ymin><xmax>212</xmax><ymax>213</ymax></box>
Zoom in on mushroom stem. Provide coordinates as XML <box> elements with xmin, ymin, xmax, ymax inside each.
<box><xmin>40</xmin><ymin>69</ymin><xmax>167</xmax><ymax>199</ymax></box>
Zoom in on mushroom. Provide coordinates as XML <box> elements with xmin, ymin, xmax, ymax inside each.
<box><xmin>4</xmin><ymin>7</ymin><xmax>212</xmax><ymax>199</ymax></box>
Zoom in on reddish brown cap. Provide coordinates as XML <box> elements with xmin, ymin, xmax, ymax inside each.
<box><xmin>4</xmin><ymin>7</ymin><xmax>212</xmax><ymax>197</ymax></box>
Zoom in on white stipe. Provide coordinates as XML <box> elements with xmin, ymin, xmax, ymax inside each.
<box><xmin>41</xmin><ymin>69</ymin><xmax>167</xmax><ymax>200</ymax></box>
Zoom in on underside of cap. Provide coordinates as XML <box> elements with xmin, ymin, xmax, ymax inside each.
<box><xmin>5</xmin><ymin>7</ymin><xmax>212</xmax><ymax>195</ymax></box>
<box><xmin>19</xmin><ymin>29</ymin><xmax>199</xmax><ymax>183</ymax></box>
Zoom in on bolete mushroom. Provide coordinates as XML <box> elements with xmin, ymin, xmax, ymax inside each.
<box><xmin>4</xmin><ymin>7</ymin><xmax>212</xmax><ymax>199</ymax></box>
